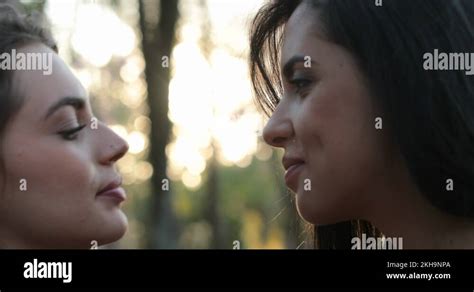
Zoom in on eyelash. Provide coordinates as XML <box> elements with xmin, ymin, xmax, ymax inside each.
<box><xmin>58</xmin><ymin>124</ymin><xmax>87</xmax><ymax>141</ymax></box>
<box><xmin>288</xmin><ymin>77</ymin><xmax>312</xmax><ymax>96</ymax></box>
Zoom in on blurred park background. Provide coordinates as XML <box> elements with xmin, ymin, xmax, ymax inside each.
<box><xmin>12</xmin><ymin>0</ymin><xmax>309</xmax><ymax>249</ymax></box>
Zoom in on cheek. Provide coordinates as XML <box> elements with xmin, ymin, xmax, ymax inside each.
<box><xmin>7</xmin><ymin>139</ymin><xmax>94</xmax><ymax>197</ymax></box>
<box><xmin>1</xmin><ymin>134</ymin><xmax>96</xmax><ymax>232</ymax></box>
<box><xmin>294</xmin><ymin>83</ymin><xmax>382</xmax><ymax>224</ymax></box>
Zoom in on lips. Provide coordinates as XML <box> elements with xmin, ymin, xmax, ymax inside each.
<box><xmin>282</xmin><ymin>157</ymin><xmax>305</xmax><ymax>191</ymax></box>
<box><xmin>96</xmin><ymin>178</ymin><xmax>126</xmax><ymax>203</ymax></box>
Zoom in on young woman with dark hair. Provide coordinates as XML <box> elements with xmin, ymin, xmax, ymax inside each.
<box><xmin>0</xmin><ymin>5</ymin><xmax>129</xmax><ymax>248</ymax></box>
<box><xmin>250</xmin><ymin>0</ymin><xmax>474</xmax><ymax>249</ymax></box>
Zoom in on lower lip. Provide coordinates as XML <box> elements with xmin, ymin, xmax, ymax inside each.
<box><xmin>284</xmin><ymin>163</ymin><xmax>305</xmax><ymax>190</ymax></box>
<box><xmin>96</xmin><ymin>187</ymin><xmax>126</xmax><ymax>203</ymax></box>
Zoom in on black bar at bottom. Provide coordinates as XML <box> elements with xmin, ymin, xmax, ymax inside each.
<box><xmin>0</xmin><ymin>250</ymin><xmax>473</xmax><ymax>289</ymax></box>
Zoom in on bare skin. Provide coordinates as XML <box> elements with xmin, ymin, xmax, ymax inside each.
<box><xmin>263</xmin><ymin>3</ymin><xmax>474</xmax><ymax>249</ymax></box>
<box><xmin>0</xmin><ymin>43</ymin><xmax>129</xmax><ymax>249</ymax></box>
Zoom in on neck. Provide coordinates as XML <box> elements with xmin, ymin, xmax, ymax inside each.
<box><xmin>0</xmin><ymin>229</ymin><xmax>35</xmax><ymax>249</ymax></box>
<box><xmin>0</xmin><ymin>227</ymin><xmax>66</xmax><ymax>249</ymax></box>
<box><xmin>366</xmin><ymin>165</ymin><xmax>474</xmax><ymax>249</ymax></box>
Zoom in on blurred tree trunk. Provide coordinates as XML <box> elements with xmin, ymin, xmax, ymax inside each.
<box><xmin>139</xmin><ymin>0</ymin><xmax>179</xmax><ymax>249</ymax></box>
<box><xmin>197</xmin><ymin>0</ymin><xmax>224</xmax><ymax>248</ymax></box>
<box><xmin>205</xmin><ymin>146</ymin><xmax>224</xmax><ymax>248</ymax></box>
<box><xmin>24</xmin><ymin>0</ymin><xmax>47</xmax><ymax>13</ymax></box>
<box><xmin>2</xmin><ymin>0</ymin><xmax>47</xmax><ymax>13</ymax></box>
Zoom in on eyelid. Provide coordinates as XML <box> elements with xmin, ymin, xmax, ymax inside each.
<box><xmin>54</xmin><ymin>105</ymin><xmax>91</xmax><ymax>128</ymax></box>
<box><xmin>289</xmin><ymin>76</ymin><xmax>312</xmax><ymax>88</ymax></box>
<box><xmin>58</xmin><ymin>123</ymin><xmax>86</xmax><ymax>133</ymax></box>
<box><xmin>292</xmin><ymin>67</ymin><xmax>313</xmax><ymax>77</ymax></box>
<box><xmin>55</xmin><ymin>118</ymin><xmax>81</xmax><ymax>131</ymax></box>
<box><xmin>58</xmin><ymin>124</ymin><xmax>87</xmax><ymax>141</ymax></box>
<box><xmin>44</xmin><ymin>97</ymin><xmax>86</xmax><ymax>122</ymax></box>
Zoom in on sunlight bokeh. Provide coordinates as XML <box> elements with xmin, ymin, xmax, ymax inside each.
<box><xmin>38</xmin><ymin>0</ymin><xmax>299</xmax><ymax>250</ymax></box>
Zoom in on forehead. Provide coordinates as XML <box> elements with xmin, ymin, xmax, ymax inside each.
<box><xmin>12</xmin><ymin>44</ymin><xmax>86</xmax><ymax>120</ymax></box>
<box><xmin>281</xmin><ymin>4</ymin><xmax>324</xmax><ymax>63</ymax></box>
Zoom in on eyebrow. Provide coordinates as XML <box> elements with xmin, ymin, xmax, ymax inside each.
<box><xmin>282</xmin><ymin>55</ymin><xmax>316</xmax><ymax>78</ymax></box>
<box><xmin>44</xmin><ymin>96</ymin><xmax>86</xmax><ymax>121</ymax></box>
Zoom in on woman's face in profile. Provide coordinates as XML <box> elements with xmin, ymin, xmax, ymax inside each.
<box><xmin>0</xmin><ymin>43</ymin><xmax>129</xmax><ymax>248</ymax></box>
<box><xmin>263</xmin><ymin>4</ymin><xmax>398</xmax><ymax>225</ymax></box>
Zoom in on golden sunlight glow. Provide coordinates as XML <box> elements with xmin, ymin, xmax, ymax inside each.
<box><xmin>120</xmin><ymin>81</ymin><xmax>146</xmax><ymax>109</ymax></box>
<box><xmin>135</xmin><ymin>161</ymin><xmax>154</xmax><ymax>181</ymax></box>
<box><xmin>167</xmin><ymin>5</ymin><xmax>267</xmax><ymax>189</ymax></box>
<box><xmin>181</xmin><ymin>171</ymin><xmax>202</xmax><ymax>190</ymax></box>
<box><xmin>70</xmin><ymin>4</ymin><xmax>135</xmax><ymax>67</ymax></box>
<box><xmin>109</xmin><ymin>124</ymin><xmax>128</xmax><ymax>140</ymax></box>
<box><xmin>134</xmin><ymin>115</ymin><xmax>151</xmax><ymax>134</ymax></box>
<box><xmin>48</xmin><ymin>0</ymin><xmax>269</xmax><ymax>191</ymax></box>
<box><xmin>128</xmin><ymin>131</ymin><xmax>148</xmax><ymax>154</ymax></box>
<box><xmin>120</xmin><ymin>55</ymin><xmax>145</xmax><ymax>83</ymax></box>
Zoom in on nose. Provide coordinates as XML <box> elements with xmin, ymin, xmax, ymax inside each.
<box><xmin>108</xmin><ymin>138</ymin><xmax>129</xmax><ymax>163</ymax></box>
<box><xmin>99</xmin><ymin>124</ymin><xmax>129</xmax><ymax>165</ymax></box>
<box><xmin>262</xmin><ymin>103</ymin><xmax>293</xmax><ymax>148</ymax></box>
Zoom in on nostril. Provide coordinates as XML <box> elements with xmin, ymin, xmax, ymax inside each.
<box><xmin>272</xmin><ymin>136</ymin><xmax>287</xmax><ymax>146</ymax></box>
<box><xmin>109</xmin><ymin>141</ymin><xmax>128</xmax><ymax>163</ymax></box>
<box><xmin>263</xmin><ymin>127</ymin><xmax>290</xmax><ymax>147</ymax></box>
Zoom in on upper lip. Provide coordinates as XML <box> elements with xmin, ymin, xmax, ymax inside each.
<box><xmin>282</xmin><ymin>156</ymin><xmax>305</xmax><ymax>171</ymax></box>
<box><xmin>97</xmin><ymin>177</ymin><xmax>123</xmax><ymax>195</ymax></box>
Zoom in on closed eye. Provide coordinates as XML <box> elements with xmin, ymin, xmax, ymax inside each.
<box><xmin>58</xmin><ymin>124</ymin><xmax>87</xmax><ymax>141</ymax></box>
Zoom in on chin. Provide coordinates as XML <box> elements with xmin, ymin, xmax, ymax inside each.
<box><xmin>96</xmin><ymin>211</ymin><xmax>128</xmax><ymax>245</ymax></box>
<box><xmin>295</xmin><ymin>190</ymin><xmax>345</xmax><ymax>225</ymax></box>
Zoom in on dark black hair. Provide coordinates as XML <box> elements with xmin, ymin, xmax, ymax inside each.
<box><xmin>250</xmin><ymin>0</ymin><xmax>474</xmax><ymax>248</ymax></box>
<box><xmin>0</xmin><ymin>4</ymin><xmax>57</xmax><ymax>186</ymax></box>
